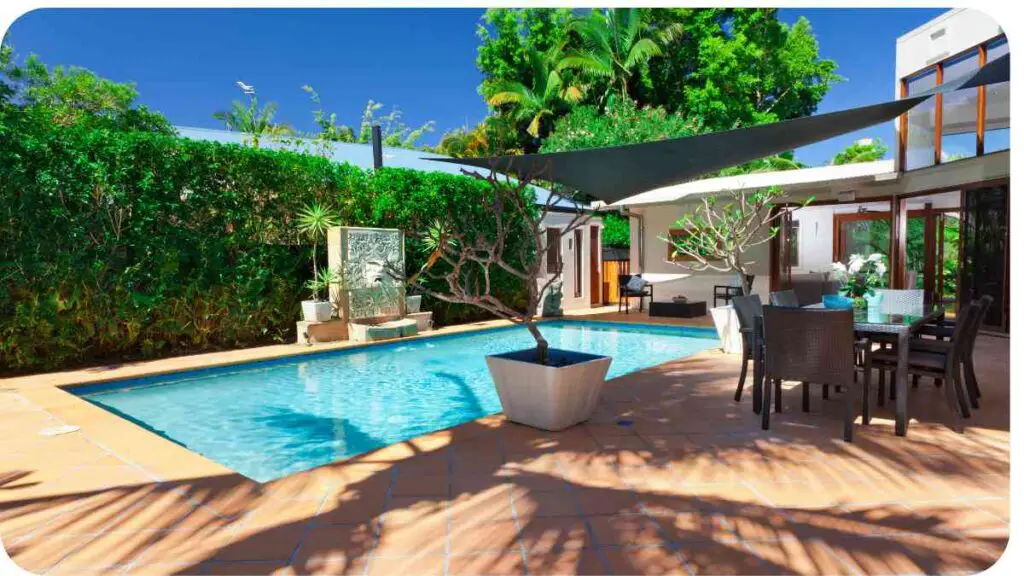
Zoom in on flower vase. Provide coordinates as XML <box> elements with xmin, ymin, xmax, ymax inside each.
<box><xmin>864</xmin><ymin>291</ymin><xmax>883</xmax><ymax>310</ymax></box>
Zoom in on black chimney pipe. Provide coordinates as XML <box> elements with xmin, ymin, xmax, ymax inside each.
<box><xmin>371</xmin><ymin>125</ymin><xmax>383</xmax><ymax>169</ymax></box>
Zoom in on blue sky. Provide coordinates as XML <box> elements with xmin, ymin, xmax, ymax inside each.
<box><xmin>4</xmin><ymin>7</ymin><xmax>946</xmax><ymax>166</ymax></box>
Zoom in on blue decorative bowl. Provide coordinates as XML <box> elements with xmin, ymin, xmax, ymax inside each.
<box><xmin>823</xmin><ymin>295</ymin><xmax>855</xmax><ymax>309</ymax></box>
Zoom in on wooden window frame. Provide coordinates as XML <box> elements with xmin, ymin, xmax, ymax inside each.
<box><xmin>573</xmin><ymin>229</ymin><xmax>583</xmax><ymax>298</ymax></box>
<box><xmin>898</xmin><ymin>33</ymin><xmax>1007</xmax><ymax>172</ymax></box>
<box><xmin>832</xmin><ymin>211</ymin><xmax>892</xmax><ymax>264</ymax></box>
<box><xmin>545</xmin><ymin>227</ymin><xmax>561</xmax><ymax>274</ymax></box>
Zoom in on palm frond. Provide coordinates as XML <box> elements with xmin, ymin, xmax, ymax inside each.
<box><xmin>558</xmin><ymin>52</ymin><xmax>613</xmax><ymax>77</ymax></box>
<box><xmin>624</xmin><ymin>37</ymin><xmax>662</xmax><ymax>69</ymax></box>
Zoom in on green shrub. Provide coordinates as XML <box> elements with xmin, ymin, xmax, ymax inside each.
<box><xmin>0</xmin><ymin>117</ymin><xmax>530</xmax><ymax>373</ymax></box>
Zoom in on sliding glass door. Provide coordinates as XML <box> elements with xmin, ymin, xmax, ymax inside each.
<box><xmin>960</xmin><ymin>184</ymin><xmax>1009</xmax><ymax>331</ymax></box>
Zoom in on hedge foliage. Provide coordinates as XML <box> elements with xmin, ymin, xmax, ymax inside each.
<box><xmin>0</xmin><ymin>117</ymin><xmax>530</xmax><ymax>372</ymax></box>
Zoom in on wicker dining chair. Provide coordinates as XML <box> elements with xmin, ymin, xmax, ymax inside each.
<box><xmin>870</xmin><ymin>289</ymin><xmax>926</xmax><ymax>397</ymax></box>
<box><xmin>769</xmin><ymin>290</ymin><xmax>800</xmax><ymax>308</ymax></box>
<box><xmin>758</xmin><ymin>306</ymin><xmax>858</xmax><ymax>442</ymax></box>
<box><xmin>911</xmin><ymin>295</ymin><xmax>992</xmax><ymax>409</ymax></box>
<box><xmin>731</xmin><ymin>294</ymin><xmax>764</xmax><ymax>412</ymax></box>
<box><xmin>862</xmin><ymin>301</ymin><xmax>980</xmax><ymax>433</ymax></box>
<box><xmin>876</xmin><ymin>289</ymin><xmax>925</xmax><ymax>315</ymax></box>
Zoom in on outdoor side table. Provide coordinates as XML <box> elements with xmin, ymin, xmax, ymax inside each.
<box><xmin>649</xmin><ymin>301</ymin><xmax>708</xmax><ymax>318</ymax></box>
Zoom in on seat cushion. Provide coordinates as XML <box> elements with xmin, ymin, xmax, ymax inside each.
<box><xmin>871</xmin><ymin>349</ymin><xmax>947</xmax><ymax>370</ymax></box>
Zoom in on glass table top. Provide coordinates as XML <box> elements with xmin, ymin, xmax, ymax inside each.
<box><xmin>804</xmin><ymin>304</ymin><xmax>942</xmax><ymax>332</ymax></box>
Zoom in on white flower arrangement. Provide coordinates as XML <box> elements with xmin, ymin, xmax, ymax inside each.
<box><xmin>831</xmin><ymin>253</ymin><xmax>887</xmax><ymax>299</ymax></box>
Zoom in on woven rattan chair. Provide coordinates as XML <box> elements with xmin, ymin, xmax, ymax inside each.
<box><xmin>769</xmin><ymin>290</ymin><xmax>800</xmax><ymax>308</ymax></box>
<box><xmin>877</xmin><ymin>289</ymin><xmax>925</xmax><ymax>315</ymax></box>
<box><xmin>758</xmin><ymin>306</ymin><xmax>858</xmax><ymax>442</ymax></box>
<box><xmin>731</xmin><ymin>295</ymin><xmax>764</xmax><ymax>412</ymax></box>
<box><xmin>863</xmin><ymin>301</ymin><xmax>980</xmax><ymax>433</ymax></box>
<box><xmin>911</xmin><ymin>295</ymin><xmax>992</xmax><ymax>409</ymax></box>
<box><xmin>870</xmin><ymin>289</ymin><xmax>926</xmax><ymax>397</ymax></box>
<box><xmin>617</xmin><ymin>274</ymin><xmax>653</xmax><ymax>314</ymax></box>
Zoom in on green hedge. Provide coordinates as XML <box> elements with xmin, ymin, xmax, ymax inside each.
<box><xmin>0</xmin><ymin>121</ymin><xmax>529</xmax><ymax>373</ymax></box>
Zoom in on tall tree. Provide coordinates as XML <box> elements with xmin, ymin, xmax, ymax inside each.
<box><xmin>213</xmin><ymin>82</ymin><xmax>294</xmax><ymax>148</ymax></box>
<box><xmin>652</xmin><ymin>9</ymin><xmax>841</xmax><ymax>130</ymax></box>
<box><xmin>476</xmin><ymin>8</ymin><xmax>574</xmax><ymax>91</ymax></box>
<box><xmin>434</xmin><ymin>115</ymin><xmax>522</xmax><ymax>158</ymax></box>
<box><xmin>485</xmin><ymin>47</ymin><xmax>583</xmax><ymax>138</ymax></box>
<box><xmin>831</xmin><ymin>138</ymin><xmax>888</xmax><ymax>165</ymax></box>
<box><xmin>559</xmin><ymin>8</ymin><xmax>682</xmax><ymax>107</ymax></box>
<box><xmin>1</xmin><ymin>44</ymin><xmax>172</xmax><ymax>134</ymax></box>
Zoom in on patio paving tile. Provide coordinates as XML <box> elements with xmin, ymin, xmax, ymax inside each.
<box><xmin>517</xmin><ymin>516</ymin><xmax>592</xmax><ymax>554</ymax></box>
<box><xmin>601</xmin><ymin>547</ymin><xmax>689</xmax><ymax>574</ymax></box>
<box><xmin>448</xmin><ymin>519</ymin><xmax>522</xmax><ymax>554</ymax></box>
<box><xmin>365</xmin><ymin>554</ymin><xmax>444</xmax><ymax>576</ymax></box>
<box><xmin>211</xmin><ymin>524</ymin><xmax>309</xmax><ymax>562</ymax></box>
<box><xmin>586</xmin><ymin>513</ymin><xmax>671</xmax><ymax>548</ymax></box>
<box><xmin>372</xmin><ymin>518</ymin><xmax>447</xmax><ymax>558</ymax></box>
<box><xmin>200</xmin><ymin>561</ymin><xmax>298</xmax><ymax>575</ymax></box>
<box><xmin>512</xmin><ymin>487</ymin><xmax>580</xmax><ymax>519</ymax></box>
<box><xmin>574</xmin><ymin>487</ymin><xmax>642</xmax><ymax>516</ymax></box>
<box><xmin>289</xmin><ymin>524</ymin><xmax>374</xmax><ymax>574</ymax></box>
<box><xmin>526</xmin><ymin>549</ymin><xmax>608</xmax><ymax>574</ymax></box>
<box><xmin>676</xmin><ymin>540</ymin><xmax>769</xmax><ymax>575</ymax></box>
<box><xmin>447</xmin><ymin>552</ymin><xmax>527</xmax><ymax>575</ymax></box>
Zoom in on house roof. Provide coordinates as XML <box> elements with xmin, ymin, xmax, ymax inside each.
<box><xmin>173</xmin><ymin>126</ymin><xmax>583</xmax><ymax>212</ymax></box>
<box><xmin>611</xmin><ymin>160</ymin><xmax>897</xmax><ymax>207</ymax></box>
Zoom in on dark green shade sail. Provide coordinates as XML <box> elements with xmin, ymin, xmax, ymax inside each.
<box><xmin>429</xmin><ymin>54</ymin><xmax>1008</xmax><ymax>204</ymax></box>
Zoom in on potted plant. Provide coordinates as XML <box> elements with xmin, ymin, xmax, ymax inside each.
<box><xmin>401</xmin><ymin>166</ymin><xmax>606</xmax><ymax>431</ymax></box>
<box><xmin>297</xmin><ymin>203</ymin><xmax>338</xmax><ymax>322</ymax></box>
<box><xmin>303</xmin><ymin>268</ymin><xmax>337</xmax><ymax>322</ymax></box>
<box><xmin>830</xmin><ymin>253</ymin><xmax>887</xmax><ymax>308</ymax></box>
<box><xmin>659</xmin><ymin>186</ymin><xmax>808</xmax><ymax>353</ymax></box>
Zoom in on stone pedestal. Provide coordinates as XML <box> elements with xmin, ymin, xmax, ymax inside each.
<box><xmin>296</xmin><ymin>319</ymin><xmax>348</xmax><ymax>345</ymax></box>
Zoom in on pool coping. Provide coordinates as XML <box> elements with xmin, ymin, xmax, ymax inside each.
<box><xmin>2</xmin><ymin>315</ymin><xmax>719</xmax><ymax>485</ymax></box>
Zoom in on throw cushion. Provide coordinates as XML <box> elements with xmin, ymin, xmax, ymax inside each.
<box><xmin>626</xmin><ymin>275</ymin><xmax>647</xmax><ymax>292</ymax></box>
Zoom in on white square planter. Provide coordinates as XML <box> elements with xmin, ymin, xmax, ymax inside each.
<box><xmin>711</xmin><ymin>304</ymin><xmax>743</xmax><ymax>354</ymax></box>
<box><xmin>486</xmin><ymin>348</ymin><xmax>611</xmax><ymax>431</ymax></box>
<box><xmin>301</xmin><ymin>301</ymin><xmax>333</xmax><ymax>323</ymax></box>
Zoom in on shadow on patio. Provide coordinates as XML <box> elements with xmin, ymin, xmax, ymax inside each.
<box><xmin>0</xmin><ymin>337</ymin><xmax>1009</xmax><ymax>575</ymax></box>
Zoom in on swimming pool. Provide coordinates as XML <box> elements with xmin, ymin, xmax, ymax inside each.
<box><xmin>71</xmin><ymin>321</ymin><xmax>718</xmax><ymax>482</ymax></box>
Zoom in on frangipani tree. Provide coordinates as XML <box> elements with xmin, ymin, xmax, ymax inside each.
<box><xmin>401</xmin><ymin>164</ymin><xmax>590</xmax><ymax>364</ymax></box>
<box><xmin>659</xmin><ymin>186</ymin><xmax>810</xmax><ymax>296</ymax></box>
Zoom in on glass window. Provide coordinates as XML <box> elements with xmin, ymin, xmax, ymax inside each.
<box><xmin>905</xmin><ymin>69</ymin><xmax>937</xmax><ymax>170</ymax></box>
<box><xmin>940</xmin><ymin>51</ymin><xmax>979</xmax><ymax>162</ymax></box>
<box><xmin>984</xmin><ymin>38</ymin><xmax>1009</xmax><ymax>154</ymax></box>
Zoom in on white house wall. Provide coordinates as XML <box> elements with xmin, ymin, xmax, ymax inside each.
<box><xmin>538</xmin><ymin>213</ymin><xmax>602</xmax><ymax>312</ymax></box>
<box><xmin>628</xmin><ymin>205</ymin><xmax>771</xmax><ymax>305</ymax></box>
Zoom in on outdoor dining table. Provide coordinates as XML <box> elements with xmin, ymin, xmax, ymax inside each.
<box><xmin>804</xmin><ymin>303</ymin><xmax>945</xmax><ymax>436</ymax></box>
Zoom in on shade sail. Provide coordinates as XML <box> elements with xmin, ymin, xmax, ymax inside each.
<box><xmin>428</xmin><ymin>54</ymin><xmax>1008</xmax><ymax>204</ymax></box>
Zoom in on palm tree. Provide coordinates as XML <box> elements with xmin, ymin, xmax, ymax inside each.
<box><xmin>559</xmin><ymin>8</ymin><xmax>682</xmax><ymax>106</ymax></box>
<box><xmin>485</xmin><ymin>47</ymin><xmax>584</xmax><ymax>138</ymax></box>
<box><xmin>296</xmin><ymin>203</ymin><xmax>338</xmax><ymax>299</ymax></box>
<box><xmin>435</xmin><ymin>116</ymin><xmax>524</xmax><ymax>158</ymax></box>
<box><xmin>213</xmin><ymin>82</ymin><xmax>294</xmax><ymax>148</ymax></box>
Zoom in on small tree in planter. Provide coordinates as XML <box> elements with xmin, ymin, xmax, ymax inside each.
<box><xmin>659</xmin><ymin>186</ymin><xmax>810</xmax><ymax>296</ymax></box>
<box><xmin>297</xmin><ymin>203</ymin><xmax>338</xmax><ymax>322</ymax></box>
<box><xmin>400</xmin><ymin>164</ymin><xmax>607</xmax><ymax>431</ymax></box>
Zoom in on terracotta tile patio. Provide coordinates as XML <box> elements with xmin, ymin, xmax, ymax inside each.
<box><xmin>0</xmin><ymin>315</ymin><xmax>1009</xmax><ymax>575</ymax></box>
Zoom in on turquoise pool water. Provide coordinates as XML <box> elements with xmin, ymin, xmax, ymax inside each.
<box><xmin>72</xmin><ymin>321</ymin><xmax>718</xmax><ymax>482</ymax></box>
